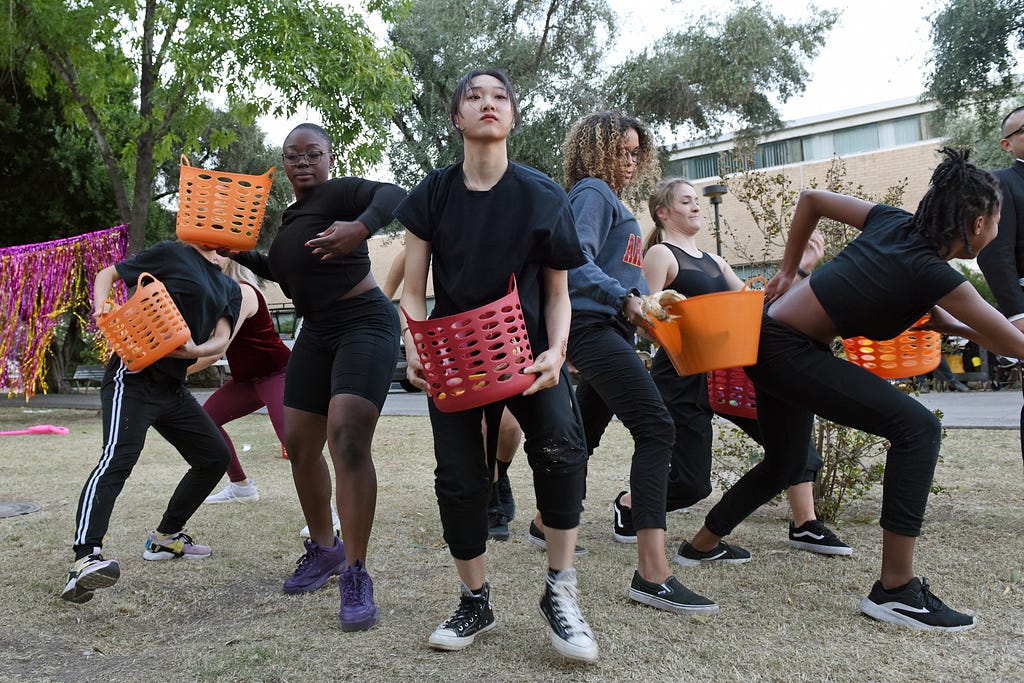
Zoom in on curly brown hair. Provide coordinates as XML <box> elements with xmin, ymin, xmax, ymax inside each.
<box><xmin>561</xmin><ymin>111</ymin><xmax>659</xmax><ymax>197</ymax></box>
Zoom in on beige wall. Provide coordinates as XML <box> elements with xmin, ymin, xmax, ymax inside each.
<box><xmin>637</xmin><ymin>141</ymin><xmax>945</xmax><ymax>267</ymax></box>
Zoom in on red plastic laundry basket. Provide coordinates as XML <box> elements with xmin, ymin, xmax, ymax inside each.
<box><xmin>842</xmin><ymin>315</ymin><xmax>940</xmax><ymax>379</ymax></box>
<box><xmin>403</xmin><ymin>275</ymin><xmax>534</xmax><ymax>413</ymax></box>
<box><xmin>707</xmin><ymin>367</ymin><xmax>758</xmax><ymax>420</ymax></box>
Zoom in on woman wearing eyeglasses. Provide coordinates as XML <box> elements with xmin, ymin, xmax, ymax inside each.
<box><xmin>229</xmin><ymin>123</ymin><xmax>405</xmax><ymax>632</ymax></box>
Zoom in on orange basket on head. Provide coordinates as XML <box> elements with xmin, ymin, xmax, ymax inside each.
<box><xmin>176</xmin><ymin>155</ymin><xmax>275</xmax><ymax>251</ymax></box>
<box><xmin>707</xmin><ymin>367</ymin><xmax>758</xmax><ymax>420</ymax></box>
<box><xmin>643</xmin><ymin>276</ymin><xmax>767</xmax><ymax>376</ymax></box>
<box><xmin>841</xmin><ymin>315</ymin><xmax>940</xmax><ymax>379</ymax></box>
<box><xmin>403</xmin><ymin>275</ymin><xmax>534</xmax><ymax>413</ymax></box>
<box><xmin>96</xmin><ymin>272</ymin><xmax>191</xmax><ymax>372</ymax></box>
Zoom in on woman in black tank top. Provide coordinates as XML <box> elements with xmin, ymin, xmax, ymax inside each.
<box><xmin>638</xmin><ymin>177</ymin><xmax>849</xmax><ymax>564</ymax></box>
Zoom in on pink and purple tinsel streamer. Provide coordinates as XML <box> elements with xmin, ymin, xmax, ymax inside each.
<box><xmin>0</xmin><ymin>225</ymin><xmax>128</xmax><ymax>398</ymax></box>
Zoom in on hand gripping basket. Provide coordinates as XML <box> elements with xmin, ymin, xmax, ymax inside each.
<box><xmin>707</xmin><ymin>367</ymin><xmax>758</xmax><ymax>420</ymax></box>
<box><xmin>841</xmin><ymin>315</ymin><xmax>941</xmax><ymax>379</ymax></box>
<box><xmin>643</xmin><ymin>276</ymin><xmax>767</xmax><ymax>376</ymax></box>
<box><xmin>403</xmin><ymin>275</ymin><xmax>534</xmax><ymax>413</ymax></box>
<box><xmin>176</xmin><ymin>155</ymin><xmax>275</xmax><ymax>251</ymax></box>
<box><xmin>96</xmin><ymin>272</ymin><xmax>191</xmax><ymax>371</ymax></box>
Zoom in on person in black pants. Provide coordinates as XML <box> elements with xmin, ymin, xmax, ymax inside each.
<box><xmin>637</xmin><ymin>177</ymin><xmax>850</xmax><ymax>560</ymax></box>
<box><xmin>397</xmin><ymin>68</ymin><xmax>597</xmax><ymax>662</ymax></box>
<box><xmin>680</xmin><ymin>148</ymin><xmax>1024</xmax><ymax>632</ymax></box>
<box><xmin>61</xmin><ymin>241</ymin><xmax>241</xmax><ymax>603</ymax></box>
<box><xmin>562</xmin><ymin>111</ymin><xmax>717</xmax><ymax>616</ymax></box>
<box><xmin>977</xmin><ymin>105</ymin><xmax>1024</xmax><ymax>467</ymax></box>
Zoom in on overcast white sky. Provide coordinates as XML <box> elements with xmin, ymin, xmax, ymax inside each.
<box><xmin>259</xmin><ymin>0</ymin><xmax>938</xmax><ymax>146</ymax></box>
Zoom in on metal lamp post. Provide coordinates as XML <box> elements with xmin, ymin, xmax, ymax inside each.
<box><xmin>702</xmin><ymin>184</ymin><xmax>728</xmax><ymax>256</ymax></box>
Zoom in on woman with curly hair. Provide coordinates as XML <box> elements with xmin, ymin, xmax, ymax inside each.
<box><xmin>680</xmin><ymin>147</ymin><xmax>1024</xmax><ymax>631</ymax></box>
<box><xmin>557</xmin><ymin>110</ymin><xmax>718</xmax><ymax>616</ymax></box>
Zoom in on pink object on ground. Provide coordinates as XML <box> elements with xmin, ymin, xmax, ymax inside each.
<box><xmin>0</xmin><ymin>424</ymin><xmax>70</xmax><ymax>436</ymax></box>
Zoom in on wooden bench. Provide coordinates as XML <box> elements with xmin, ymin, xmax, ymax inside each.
<box><xmin>66</xmin><ymin>364</ymin><xmax>105</xmax><ymax>392</ymax></box>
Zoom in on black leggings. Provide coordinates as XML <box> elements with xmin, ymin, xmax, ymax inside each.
<box><xmin>568</xmin><ymin>313</ymin><xmax>674</xmax><ymax>532</ymax></box>
<box><xmin>428</xmin><ymin>368</ymin><xmax>588</xmax><ymax>561</ymax></box>
<box><xmin>705</xmin><ymin>316</ymin><xmax>941</xmax><ymax>539</ymax></box>
<box><xmin>650</xmin><ymin>351</ymin><xmax>821</xmax><ymax>511</ymax></box>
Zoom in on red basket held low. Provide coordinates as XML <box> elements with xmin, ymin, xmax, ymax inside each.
<box><xmin>842</xmin><ymin>315</ymin><xmax>940</xmax><ymax>379</ymax></box>
<box><xmin>403</xmin><ymin>275</ymin><xmax>534</xmax><ymax>413</ymax></box>
<box><xmin>176</xmin><ymin>155</ymin><xmax>275</xmax><ymax>251</ymax></box>
<box><xmin>96</xmin><ymin>272</ymin><xmax>191</xmax><ymax>371</ymax></box>
<box><xmin>707</xmin><ymin>367</ymin><xmax>758</xmax><ymax>420</ymax></box>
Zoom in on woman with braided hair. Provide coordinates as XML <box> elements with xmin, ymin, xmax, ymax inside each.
<box><xmin>678</xmin><ymin>147</ymin><xmax>1024</xmax><ymax>631</ymax></box>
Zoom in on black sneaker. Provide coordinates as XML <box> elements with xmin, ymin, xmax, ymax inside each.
<box><xmin>627</xmin><ymin>572</ymin><xmax>719</xmax><ymax>616</ymax></box>
<box><xmin>539</xmin><ymin>568</ymin><xmax>598</xmax><ymax>663</ymax></box>
<box><xmin>488</xmin><ymin>483</ymin><xmax>510</xmax><ymax>541</ymax></box>
<box><xmin>859</xmin><ymin>577</ymin><xmax>976</xmax><ymax>632</ymax></box>
<box><xmin>788</xmin><ymin>520</ymin><xmax>853</xmax><ymax>556</ymax></box>
<box><xmin>673</xmin><ymin>540</ymin><xmax>751</xmax><ymax>567</ymax></box>
<box><xmin>612</xmin><ymin>491</ymin><xmax>637</xmax><ymax>543</ymax></box>
<box><xmin>428</xmin><ymin>583</ymin><xmax>497</xmax><ymax>650</ymax></box>
<box><xmin>497</xmin><ymin>472</ymin><xmax>516</xmax><ymax>521</ymax></box>
<box><xmin>528</xmin><ymin>520</ymin><xmax>588</xmax><ymax>556</ymax></box>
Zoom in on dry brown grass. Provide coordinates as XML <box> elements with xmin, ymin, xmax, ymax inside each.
<box><xmin>1</xmin><ymin>404</ymin><xmax>1022</xmax><ymax>682</ymax></box>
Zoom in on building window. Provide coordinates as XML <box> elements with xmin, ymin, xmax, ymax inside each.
<box><xmin>833</xmin><ymin>123</ymin><xmax>880</xmax><ymax>156</ymax></box>
<box><xmin>686</xmin><ymin>153</ymin><xmax>720</xmax><ymax>180</ymax></box>
<box><xmin>756</xmin><ymin>140</ymin><xmax>789</xmax><ymax>168</ymax></box>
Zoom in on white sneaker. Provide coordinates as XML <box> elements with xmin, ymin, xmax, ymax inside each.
<box><xmin>299</xmin><ymin>504</ymin><xmax>341</xmax><ymax>539</ymax></box>
<box><xmin>203</xmin><ymin>480</ymin><xmax>259</xmax><ymax>504</ymax></box>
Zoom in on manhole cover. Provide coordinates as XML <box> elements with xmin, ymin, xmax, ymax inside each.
<box><xmin>0</xmin><ymin>502</ymin><xmax>40</xmax><ymax>518</ymax></box>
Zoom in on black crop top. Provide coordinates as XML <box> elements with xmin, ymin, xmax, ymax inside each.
<box><xmin>235</xmin><ymin>177</ymin><xmax>406</xmax><ymax>315</ymax></box>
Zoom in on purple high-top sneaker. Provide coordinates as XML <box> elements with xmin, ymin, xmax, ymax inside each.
<box><xmin>339</xmin><ymin>559</ymin><xmax>379</xmax><ymax>631</ymax></box>
<box><xmin>283</xmin><ymin>536</ymin><xmax>345</xmax><ymax>594</ymax></box>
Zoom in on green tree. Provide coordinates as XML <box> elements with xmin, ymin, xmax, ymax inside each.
<box><xmin>608</xmin><ymin>5</ymin><xmax>838</xmax><ymax>138</ymax></box>
<box><xmin>386</xmin><ymin>1</ymin><xmax>837</xmax><ymax>190</ymax></box>
<box><xmin>387</xmin><ymin>0</ymin><xmax>616</xmax><ymax>187</ymax></box>
<box><xmin>933</xmin><ymin>94</ymin><xmax>1024</xmax><ymax>171</ymax></box>
<box><xmin>4</xmin><ymin>0</ymin><xmax>411</xmax><ymax>253</ymax></box>
<box><xmin>0</xmin><ymin>69</ymin><xmax>116</xmax><ymax>246</ymax></box>
<box><xmin>925</xmin><ymin>0</ymin><xmax>1024</xmax><ymax>120</ymax></box>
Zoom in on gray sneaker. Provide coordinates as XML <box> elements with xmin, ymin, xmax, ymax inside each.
<box><xmin>60</xmin><ymin>550</ymin><xmax>120</xmax><ymax>603</ymax></box>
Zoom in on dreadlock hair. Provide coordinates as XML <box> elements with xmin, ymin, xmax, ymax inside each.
<box><xmin>285</xmin><ymin>123</ymin><xmax>332</xmax><ymax>151</ymax></box>
<box><xmin>907</xmin><ymin>147</ymin><xmax>1000</xmax><ymax>258</ymax></box>
<box><xmin>561</xmin><ymin>110</ymin><xmax>659</xmax><ymax>197</ymax></box>
<box><xmin>643</xmin><ymin>178</ymin><xmax>695</xmax><ymax>255</ymax></box>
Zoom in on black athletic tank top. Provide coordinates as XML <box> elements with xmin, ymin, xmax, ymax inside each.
<box><xmin>661</xmin><ymin>243</ymin><xmax>730</xmax><ymax>297</ymax></box>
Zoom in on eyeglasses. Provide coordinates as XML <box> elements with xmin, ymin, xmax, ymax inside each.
<box><xmin>624</xmin><ymin>148</ymin><xmax>640</xmax><ymax>163</ymax></box>
<box><xmin>281</xmin><ymin>151</ymin><xmax>327</xmax><ymax>166</ymax></box>
<box><xmin>1004</xmin><ymin>123</ymin><xmax>1024</xmax><ymax>140</ymax></box>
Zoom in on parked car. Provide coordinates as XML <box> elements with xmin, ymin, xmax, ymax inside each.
<box><xmin>393</xmin><ymin>338</ymin><xmax>420</xmax><ymax>392</ymax></box>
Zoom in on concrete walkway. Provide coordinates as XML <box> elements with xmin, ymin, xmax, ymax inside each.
<box><xmin>3</xmin><ymin>385</ymin><xmax>1022</xmax><ymax>428</ymax></box>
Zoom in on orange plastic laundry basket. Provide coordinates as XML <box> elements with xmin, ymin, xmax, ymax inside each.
<box><xmin>176</xmin><ymin>155</ymin><xmax>275</xmax><ymax>251</ymax></box>
<box><xmin>707</xmin><ymin>367</ymin><xmax>758</xmax><ymax>420</ymax></box>
<box><xmin>403</xmin><ymin>275</ymin><xmax>534</xmax><ymax>413</ymax></box>
<box><xmin>644</xmin><ymin>276</ymin><xmax>767</xmax><ymax>376</ymax></box>
<box><xmin>96</xmin><ymin>272</ymin><xmax>191</xmax><ymax>372</ymax></box>
<box><xmin>842</xmin><ymin>315</ymin><xmax>940</xmax><ymax>379</ymax></box>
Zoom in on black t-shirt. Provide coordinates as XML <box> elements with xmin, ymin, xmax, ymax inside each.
<box><xmin>809</xmin><ymin>204</ymin><xmax>965</xmax><ymax>339</ymax></box>
<box><xmin>661</xmin><ymin>244</ymin><xmax>730</xmax><ymax>296</ymax></box>
<box><xmin>114</xmin><ymin>241</ymin><xmax>242</xmax><ymax>379</ymax></box>
<box><xmin>235</xmin><ymin>177</ymin><xmax>406</xmax><ymax>315</ymax></box>
<box><xmin>394</xmin><ymin>162</ymin><xmax>585</xmax><ymax>352</ymax></box>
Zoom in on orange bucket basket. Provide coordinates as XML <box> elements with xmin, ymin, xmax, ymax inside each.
<box><xmin>96</xmin><ymin>272</ymin><xmax>191</xmax><ymax>372</ymax></box>
<box><xmin>707</xmin><ymin>367</ymin><xmax>758</xmax><ymax>420</ymax></box>
<box><xmin>403</xmin><ymin>275</ymin><xmax>534</xmax><ymax>413</ymax></box>
<box><xmin>176</xmin><ymin>155</ymin><xmax>275</xmax><ymax>251</ymax></box>
<box><xmin>842</xmin><ymin>315</ymin><xmax>940</xmax><ymax>379</ymax></box>
<box><xmin>643</xmin><ymin>276</ymin><xmax>767</xmax><ymax>376</ymax></box>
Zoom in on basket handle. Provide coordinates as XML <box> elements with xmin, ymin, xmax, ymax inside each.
<box><xmin>742</xmin><ymin>276</ymin><xmax>767</xmax><ymax>291</ymax></box>
<box><xmin>180</xmin><ymin>154</ymin><xmax>191</xmax><ymax>167</ymax></box>
<box><xmin>138</xmin><ymin>272</ymin><xmax>157</xmax><ymax>289</ymax></box>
